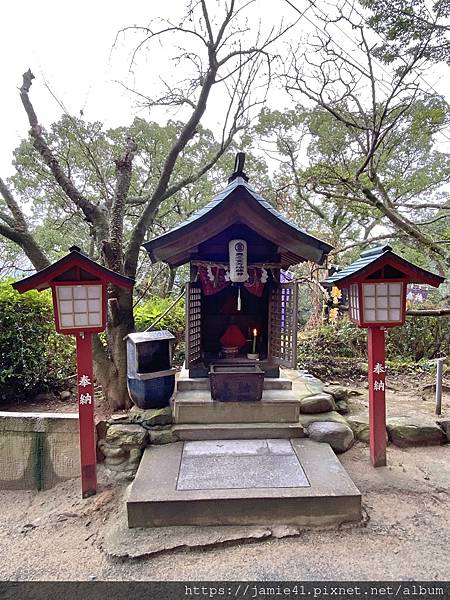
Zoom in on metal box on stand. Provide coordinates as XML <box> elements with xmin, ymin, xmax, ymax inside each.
<box><xmin>126</xmin><ymin>331</ymin><xmax>176</xmax><ymax>409</ymax></box>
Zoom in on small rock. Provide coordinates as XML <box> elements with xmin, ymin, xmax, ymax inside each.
<box><xmin>335</xmin><ymin>400</ymin><xmax>349</xmax><ymax>415</ymax></box>
<box><xmin>103</xmin><ymin>460</ymin><xmax>139</xmax><ymax>473</ymax></box>
<box><xmin>105</xmin><ymin>424</ymin><xmax>148</xmax><ymax>447</ymax></box>
<box><xmin>345</xmin><ymin>416</ymin><xmax>389</xmax><ymax>444</ymax></box>
<box><xmin>96</xmin><ymin>419</ymin><xmax>108</xmax><ymax>441</ymax></box>
<box><xmin>323</xmin><ymin>385</ymin><xmax>349</xmax><ymax>402</ymax></box>
<box><xmin>271</xmin><ymin>525</ymin><xmax>300</xmax><ymax>538</ymax></box>
<box><xmin>104</xmin><ymin>467</ymin><xmax>137</xmax><ymax>481</ymax></box>
<box><xmin>348</xmin><ymin>388</ymin><xmax>364</xmax><ymax>397</ymax></box>
<box><xmin>60</xmin><ymin>390</ymin><xmax>72</xmax><ymax>401</ymax></box>
<box><xmin>128</xmin><ymin>406</ymin><xmax>173</xmax><ymax>428</ymax></box>
<box><xmin>299</xmin><ymin>411</ymin><xmax>348</xmax><ymax>428</ymax></box>
<box><xmin>104</xmin><ymin>456</ymin><xmax>127</xmax><ymax>466</ymax></box>
<box><xmin>437</xmin><ymin>421</ymin><xmax>450</xmax><ymax>442</ymax></box>
<box><xmin>97</xmin><ymin>441</ymin><xmax>126</xmax><ymax>459</ymax></box>
<box><xmin>387</xmin><ymin>417</ymin><xmax>446</xmax><ymax>447</ymax></box>
<box><xmin>347</xmin><ymin>415</ymin><xmax>370</xmax><ymax>443</ymax></box>
<box><xmin>149</xmin><ymin>428</ymin><xmax>175</xmax><ymax>445</ymax></box>
<box><xmin>108</xmin><ymin>413</ymin><xmax>130</xmax><ymax>424</ymax></box>
<box><xmin>299</xmin><ymin>393</ymin><xmax>335</xmax><ymax>414</ymax></box>
<box><xmin>33</xmin><ymin>392</ymin><xmax>57</xmax><ymax>403</ymax></box>
<box><xmin>307</xmin><ymin>421</ymin><xmax>354</xmax><ymax>453</ymax></box>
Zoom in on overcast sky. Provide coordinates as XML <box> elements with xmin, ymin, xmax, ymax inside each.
<box><xmin>1</xmin><ymin>0</ymin><xmax>448</xmax><ymax>178</ymax></box>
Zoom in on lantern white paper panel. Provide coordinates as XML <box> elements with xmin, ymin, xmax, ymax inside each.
<box><xmin>56</xmin><ymin>285</ymin><xmax>102</xmax><ymax>329</ymax></box>
<box><xmin>349</xmin><ymin>284</ymin><xmax>360</xmax><ymax>322</ymax></box>
<box><xmin>363</xmin><ymin>282</ymin><xmax>403</xmax><ymax>323</ymax></box>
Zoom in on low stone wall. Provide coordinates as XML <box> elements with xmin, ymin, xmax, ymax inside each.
<box><xmin>97</xmin><ymin>407</ymin><xmax>174</xmax><ymax>482</ymax></box>
<box><xmin>0</xmin><ymin>412</ymin><xmax>80</xmax><ymax>490</ymax></box>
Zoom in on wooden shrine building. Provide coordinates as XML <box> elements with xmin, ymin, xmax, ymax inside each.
<box><xmin>143</xmin><ymin>154</ymin><xmax>333</xmax><ymax>378</ymax></box>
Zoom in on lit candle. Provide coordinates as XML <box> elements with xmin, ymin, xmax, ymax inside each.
<box><xmin>252</xmin><ymin>328</ymin><xmax>257</xmax><ymax>353</ymax></box>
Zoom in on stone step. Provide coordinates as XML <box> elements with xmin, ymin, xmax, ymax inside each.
<box><xmin>176</xmin><ymin>377</ymin><xmax>292</xmax><ymax>392</ymax></box>
<box><xmin>127</xmin><ymin>440</ymin><xmax>362</xmax><ymax>528</ymax></box>
<box><xmin>174</xmin><ymin>389</ymin><xmax>300</xmax><ymax>424</ymax></box>
<box><xmin>173</xmin><ymin>422</ymin><xmax>305</xmax><ymax>441</ymax></box>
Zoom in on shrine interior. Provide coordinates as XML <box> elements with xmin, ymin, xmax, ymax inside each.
<box><xmin>201</xmin><ymin>280</ymin><xmax>271</xmax><ymax>360</ymax></box>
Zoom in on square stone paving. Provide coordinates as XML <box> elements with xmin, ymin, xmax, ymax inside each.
<box><xmin>177</xmin><ymin>440</ymin><xmax>310</xmax><ymax>490</ymax></box>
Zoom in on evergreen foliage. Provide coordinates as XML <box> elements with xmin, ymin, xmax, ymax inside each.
<box><xmin>0</xmin><ymin>281</ymin><xmax>75</xmax><ymax>402</ymax></box>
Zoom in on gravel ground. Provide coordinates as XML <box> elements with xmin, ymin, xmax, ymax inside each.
<box><xmin>1</xmin><ymin>440</ymin><xmax>449</xmax><ymax>581</ymax></box>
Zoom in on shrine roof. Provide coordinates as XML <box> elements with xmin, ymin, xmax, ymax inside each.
<box><xmin>12</xmin><ymin>246</ymin><xmax>135</xmax><ymax>293</ymax></box>
<box><xmin>324</xmin><ymin>245</ymin><xmax>444</xmax><ymax>288</ymax></box>
<box><xmin>143</xmin><ymin>174</ymin><xmax>333</xmax><ymax>268</ymax></box>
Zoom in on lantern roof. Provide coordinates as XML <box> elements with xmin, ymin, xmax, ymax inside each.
<box><xmin>324</xmin><ymin>245</ymin><xmax>444</xmax><ymax>288</ymax></box>
<box><xmin>143</xmin><ymin>154</ymin><xmax>333</xmax><ymax>268</ymax></box>
<box><xmin>12</xmin><ymin>246</ymin><xmax>135</xmax><ymax>293</ymax></box>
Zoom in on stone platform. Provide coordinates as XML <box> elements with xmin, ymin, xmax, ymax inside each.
<box><xmin>174</xmin><ymin>370</ymin><xmax>303</xmax><ymax>439</ymax></box>
<box><xmin>174</xmin><ymin>389</ymin><xmax>301</xmax><ymax>424</ymax></box>
<box><xmin>127</xmin><ymin>438</ymin><xmax>361</xmax><ymax>528</ymax></box>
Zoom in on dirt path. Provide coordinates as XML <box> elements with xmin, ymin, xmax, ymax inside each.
<box><xmin>1</xmin><ymin>440</ymin><xmax>449</xmax><ymax>581</ymax></box>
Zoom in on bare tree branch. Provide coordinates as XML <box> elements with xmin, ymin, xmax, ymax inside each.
<box><xmin>0</xmin><ymin>178</ymin><xmax>29</xmax><ymax>232</ymax></box>
<box><xmin>19</xmin><ymin>69</ymin><xmax>109</xmax><ymax>243</ymax></box>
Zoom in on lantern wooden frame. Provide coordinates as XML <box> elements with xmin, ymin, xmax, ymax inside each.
<box><xmin>347</xmin><ymin>280</ymin><xmax>407</xmax><ymax>328</ymax></box>
<box><xmin>328</xmin><ymin>249</ymin><xmax>444</xmax><ymax>330</ymax></box>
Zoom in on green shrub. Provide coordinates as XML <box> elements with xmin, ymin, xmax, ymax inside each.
<box><xmin>298</xmin><ymin>314</ymin><xmax>449</xmax><ymax>377</ymax></box>
<box><xmin>134</xmin><ymin>295</ymin><xmax>186</xmax><ymax>365</ymax></box>
<box><xmin>0</xmin><ymin>281</ymin><xmax>75</xmax><ymax>403</ymax></box>
<box><xmin>387</xmin><ymin>315</ymin><xmax>450</xmax><ymax>361</ymax></box>
<box><xmin>298</xmin><ymin>321</ymin><xmax>367</xmax><ymax>361</ymax></box>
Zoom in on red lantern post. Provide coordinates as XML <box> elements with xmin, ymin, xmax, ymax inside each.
<box><xmin>76</xmin><ymin>332</ymin><xmax>97</xmax><ymax>496</ymax></box>
<box><xmin>367</xmin><ymin>326</ymin><xmax>386</xmax><ymax>467</ymax></box>
<box><xmin>324</xmin><ymin>246</ymin><xmax>444</xmax><ymax>467</ymax></box>
<box><xmin>13</xmin><ymin>246</ymin><xmax>134</xmax><ymax>497</ymax></box>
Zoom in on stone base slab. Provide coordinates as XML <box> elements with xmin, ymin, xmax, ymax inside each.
<box><xmin>127</xmin><ymin>438</ymin><xmax>361</xmax><ymax>528</ymax></box>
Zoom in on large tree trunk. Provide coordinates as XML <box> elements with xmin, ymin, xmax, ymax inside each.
<box><xmin>93</xmin><ymin>287</ymin><xmax>135</xmax><ymax>411</ymax></box>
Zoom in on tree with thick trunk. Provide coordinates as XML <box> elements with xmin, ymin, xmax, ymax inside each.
<box><xmin>0</xmin><ymin>1</ymin><xmax>291</xmax><ymax>410</ymax></box>
<box><xmin>283</xmin><ymin>3</ymin><xmax>450</xmax><ymax>271</ymax></box>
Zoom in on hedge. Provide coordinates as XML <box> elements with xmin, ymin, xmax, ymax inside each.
<box><xmin>0</xmin><ymin>281</ymin><xmax>75</xmax><ymax>403</ymax></box>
